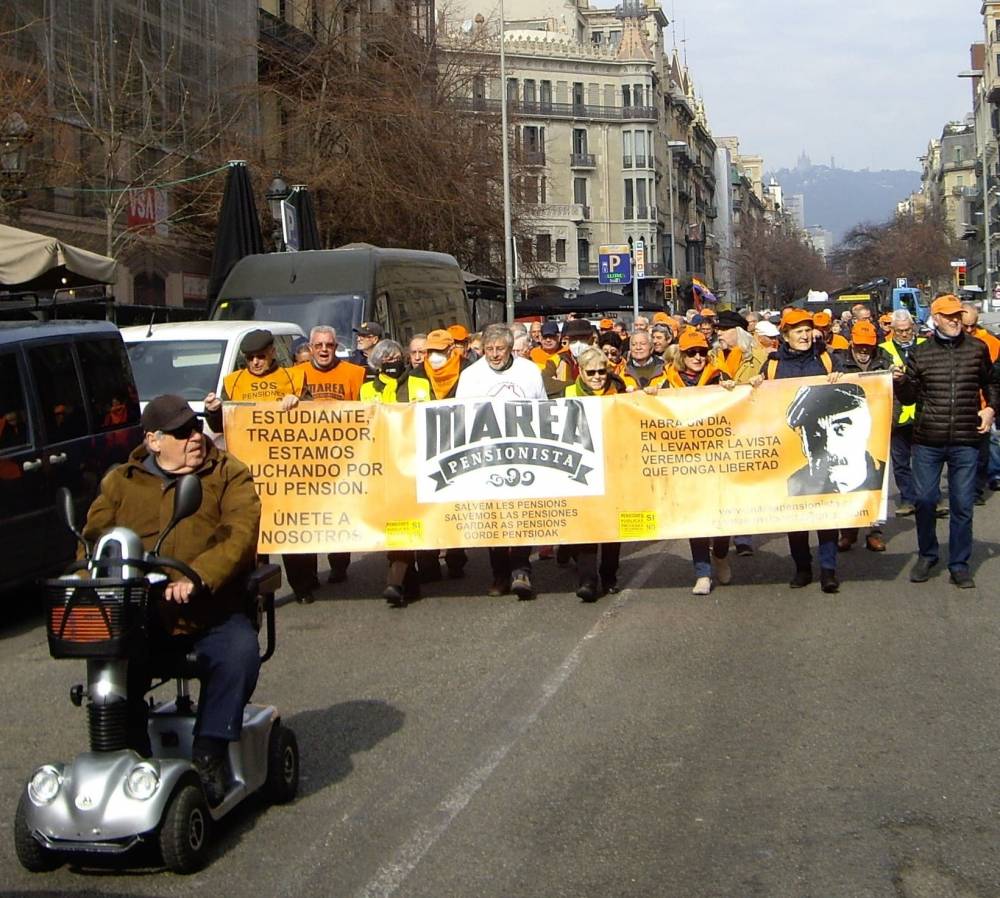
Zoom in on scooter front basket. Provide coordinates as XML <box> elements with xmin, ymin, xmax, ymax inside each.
<box><xmin>43</xmin><ymin>577</ymin><xmax>149</xmax><ymax>659</ymax></box>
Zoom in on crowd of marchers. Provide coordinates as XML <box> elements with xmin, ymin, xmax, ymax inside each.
<box><xmin>123</xmin><ymin>294</ymin><xmax>1000</xmax><ymax>606</ymax></box>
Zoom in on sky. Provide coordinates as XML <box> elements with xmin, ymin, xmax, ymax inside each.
<box><xmin>668</xmin><ymin>0</ymin><xmax>985</xmax><ymax>173</ymax></box>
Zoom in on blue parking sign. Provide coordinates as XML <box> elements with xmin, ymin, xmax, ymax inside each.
<box><xmin>598</xmin><ymin>244</ymin><xmax>632</xmax><ymax>286</ymax></box>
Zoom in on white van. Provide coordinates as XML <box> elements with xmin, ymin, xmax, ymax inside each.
<box><xmin>121</xmin><ymin>320</ymin><xmax>305</xmax><ymax>437</ymax></box>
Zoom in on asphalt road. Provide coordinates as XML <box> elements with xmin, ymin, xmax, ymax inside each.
<box><xmin>4</xmin><ymin>496</ymin><xmax>1000</xmax><ymax>898</ymax></box>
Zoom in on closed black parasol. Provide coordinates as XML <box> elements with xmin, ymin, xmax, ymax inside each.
<box><xmin>208</xmin><ymin>161</ymin><xmax>264</xmax><ymax>299</ymax></box>
<box><xmin>287</xmin><ymin>185</ymin><xmax>322</xmax><ymax>250</ymax></box>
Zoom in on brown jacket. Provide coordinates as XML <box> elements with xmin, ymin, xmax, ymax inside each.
<box><xmin>81</xmin><ymin>443</ymin><xmax>261</xmax><ymax>635</ymax></box>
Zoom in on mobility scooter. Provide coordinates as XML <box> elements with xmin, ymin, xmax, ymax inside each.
<box><xmin>14</xmin><ymin>476</ymin><xmax>299</xmax><ymax>873</ymax></box>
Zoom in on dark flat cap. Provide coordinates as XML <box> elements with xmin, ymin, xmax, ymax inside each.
<box><xmin>786</xmin><ymin>383</ymin><xmax>867</xmax><ymax>429</ymax></box>
<box><xmin>562</xmin><ymin>319</ymin><xmax>595</xmax><ymax>339</ymax></box>
<box><xmin>141</xmin><ymin>394</ymin><xmax>197</xmax><ymax>433</ymax></box>
<box><xmin>715</xmin><ymin>310</ymin><xmax>749</xmax><ymax>331</ymax></box>
<box><xmin>240</xmin><ymin>328</ymin><xmax>274</xmax><ymax>354</ymax></box>
<box><xmin>353</xmin><ymin>322</ymin><xmax>384</xmax><ymax>338</ymax></box>
<box><xmin>540</xmin><ymin>321</ymin><xmax>560</xmax><ymax>337</ymax></box>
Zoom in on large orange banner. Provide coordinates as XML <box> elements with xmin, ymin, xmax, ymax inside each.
<box><xmin>223</xmin><ymin>373</ymin><xmax>893</xmax><ymax>553</ymax></box>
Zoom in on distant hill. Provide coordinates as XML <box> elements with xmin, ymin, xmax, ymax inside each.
<box><xmin>767</xmin><ymin>162</ymin><xmax>921</xmax><ymax>245</ymax></box>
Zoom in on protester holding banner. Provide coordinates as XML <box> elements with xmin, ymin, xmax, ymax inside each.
<box><xmin>456</xmin><ymin>323</ymin><xmax>546</xmax><ymax>599</ymax></box>
<box><xmin>561</xmin><ymin>346</ymin><xmax>625</xmax><ymax>600</ymax></box>
<box><xmin>831</xmin><ymin>321</ymin><xmax>892</xmax><ymax>553</ymax></box>
<box><xmin>761</xmin><ymin>308</ymin><xmax>844</xmax><ymax>594</ymax></box>
<box><xmin>660</xmin><ymin>331</ymin><xmax>733</xmax><ymax>595</ymax></box>
<box><xmin>813</xmin><ymin>312</ymin><xmax>849</xmax><ymax>350</ymax></box>
<box><xmin>203</xmin><ymin>328</ymin><xmax>319</xmax><ymax>603</ymax></box>
<box><xmin>894</xmin><ymin>294</ymin><xmax>1000</xmax><ymax>589</ymax></box>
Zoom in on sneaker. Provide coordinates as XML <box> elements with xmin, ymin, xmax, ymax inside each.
<box><xmin>865</xmin><ymin>533</ymin><xmax>887</xmax><ymax>552</ymax></box>
<box><xmin>691</xmin><ymin>576</ymin><xmax>712</xmax><ymax>596</ymax></box>
<box><xmin>735</xmin><ymin>544</ymin><xmax>754</xmax><ymax>557</ymax></box>
<box><xmin>820</xmin><ymin>568</ymin><xmax>839</xmax><ymax>593</ymax></box>
<box><xmin>511</xmin><ymin>573</ymin><xmax>535</xmax><ymax>600</ymax></box>
<box><xmin>910</xmin><ymin>557</ymin><xmax>938</xmax><ymax>582</ymax></box>
<box><xmin>950</xmin><ymin>569</ymin><xmax>976</xmax><ymax>589</ymax></box>
<box><xmin>487</xmin><ymin>577</ymin><xmax>510</xmax><ymax>597</ymax></box>
<box><xmin>576</xmin><ymin>581</ymin><xmax>599</xmax><ymax>602</ymax></box>
<box><xmin>713</xmin><ymin>556</ymin><xmax>732</xmax><ymax>585</ymax></box>
<box><xmin>383</xmin><ymin>584</ymin><xmax>406</xmax><ymax>607</ymax></box>
<box><xmin>789</xmin><ymin>568</ymin><xmax>812</xmax><ymax>589</ymax></box>
<box><xmin>193</xmin><ymin>753</ymin><xmax>228</xmax><ymax>807</ymax></box>
<box><xmin>895</xmin><ymin>502</ymin><xmax>915</xmax><ymax>516</ymax></box>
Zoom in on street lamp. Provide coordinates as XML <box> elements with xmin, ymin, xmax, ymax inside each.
<box><xmin>498</xmin><ymin>0</ymin><xmax>515</xmax><ymax>323</ymax></box>
<box><xmin>265</xmin><ymin>175</ymin><xmax>289</xmax><ymax>251</ymax></box>
<box><xmin>665</xmin><ymin>140</ymin><xmax>687</xmax><ymax>283</ymax></box>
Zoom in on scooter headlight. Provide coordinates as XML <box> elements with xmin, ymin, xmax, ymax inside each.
<box><xmin>125</xmin><ymin>762</ymin><xmax>160</xmax><ymax>801</ymax></box>
<box><xmin>28</xmin><ymin>765</ymin><xmax>62</xmax><ymax>805</ymax></box>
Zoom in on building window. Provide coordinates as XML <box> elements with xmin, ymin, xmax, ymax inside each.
<box><xmin>506</xmin><ymin>78</ymin><xmax>518</xmax><ymax>102</ymax></box>
<box><xmin>540</xmin><ymin>80</ymin><xmax>552</xmax><ymax>109</ymax></box>
<box><xmin>635</xmin><ymin>130</ymin><xmax>646</xmax><ymax>167</ymax></box>
<box><xmin>537</xmin><ymin>234</ymin><xmax>551</xmax><ymax>263</ymax></box>
<box><xmin>556</xmin><ymin>238</ymin><xmax>567</xmax><ymax>262</ymax></box>
<box><xmin>572</xmin><ymin>82</ymin><xmax>585</xmax><ymax>109</ymax></box>
<box><xmin>637</xmin><ymin>179</ymin><xmax>648</xmax><ymax>218</ymax></box>
<box><xmin>955</xmin><ymin>147</ymin><xmax>963</xmax><ymax>163</ymax></box>
<box><xmin>622</xmin><ymin>85</ymin><xmax>631</xmax><ymax>107</ymax></box>
<box><xmin>624</xmin><ymin>179</ymin><xmax>634</xmax><ymax>218</ymax></box>
<box><xmin>518</xmin><ymin>236</ymin><xmax>533</xmax><ymax>263</ymax></box>
<box><xmin>523</xmin><ymin>79</ymin><xmax>536</xmax><ymax>105</ymax></box>
<box><xmin>608</xmin><ymin>30</ymin><xmax>621</xmax><ymax>49</ymax></box>
<box><xmin>578</xmin><ymin>238</ymin><xmax>590</xmax><ymax>275</ymax></box>
<box><xmin>591</xmin><ymin>31</ymin><xmax>603</xmax><ymax>45</ymax></box>
<box><xmin>573</xmin><ymin>177</ymin><xmax>588</xmax><ymax>206</ymax></box>
<box><xmin>573</xmin><ymin>128</ymin><xmax>588</xmax><ymax>155</ymax></box>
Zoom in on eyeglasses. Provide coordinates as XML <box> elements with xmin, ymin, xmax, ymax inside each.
<box><xmin>684</xmin><ymin>349</ymin><xmax>709</xmax><ymax>357</ymax></box>
<box><xmin>164</xmin><ymin>418</ymin><xmax>204</xmax><ymax>440</ymax></box>
<box><xmin>244</xmin><ymin>350</ymin><xmax>271</xmax><ymax>361</ymax></box>
<box><xmin>312</xmin><ymin>342</ymin><xmax>336</xmax><ymax>349</ymax></box>
<box><xmin>583</xmin><ymin>369</ymin><xmax>608</xmax><ymax>377</ymax></box>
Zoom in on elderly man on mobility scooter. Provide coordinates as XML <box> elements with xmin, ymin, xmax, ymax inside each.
<box><xmin>83</xmin><ymin>394</ymin><xmax>262</xmax><ymax>804</ymax></box>
<box><xmin>15</xmin><ymin>393</ymin><xmax>298</xmax><ymax>875</ymax></box>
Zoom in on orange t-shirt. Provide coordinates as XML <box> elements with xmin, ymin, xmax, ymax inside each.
<box><xmin>298</xmin><ymin>360</ymin><xmax>366</xmax><ymax>401</ymax></box>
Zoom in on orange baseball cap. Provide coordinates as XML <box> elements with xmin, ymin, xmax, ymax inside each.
<box><xmin>850</xmin><ymin>321</ymin><xmax>878</xmax><ymax>346</ymax></box>
<box><xmin>425</xmin><ymin>329</ymin><xmax>455</xmax><ymax>351</ymax></box>
<box><xmin>930</xmin><ymin>294</ymin><xmax>963</xmax><ymax>316</ymax></box>
<box><xmin>447</xmin><ymin>324</ymin><xmax>470</xmax><ymax>341</ymax></box>
<box><xmin>678</xmin><ymin>331</ymin><xmax>709</xmax><ymax>352</ymax></box>
<box><xmin>813</xmin><ymin>311</ymin><xmax>832</xmax><ymax>328</ymax></box>
<box><xmin>699</xmin><ymin>307</ymin><xmax>717</xmax><ymax>318</ymax></box>
<box><xmin>780</xmin><ymin>308</ymin><xmax>813</xmax><ymax>330</ymax></box>
<box><xmin>652</xmin><ymin>311</ymin><xmax>671</xmax><ymax>324</ymax></box>
<box><xmin>599</xmin><ymin>318</ymin><xmax>614</xmax><ymax>330</ymax></box>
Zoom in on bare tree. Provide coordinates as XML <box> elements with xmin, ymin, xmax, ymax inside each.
<box><xmin>731</xmin><ymin>218</ymin><xmax>832</xmax><ymax>306</ymax></box>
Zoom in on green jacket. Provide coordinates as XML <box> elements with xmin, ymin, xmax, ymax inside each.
<box><xmin>81</xmin><ymin>442</ymin><xmax>261</xmax><ymax>635</ymax></box>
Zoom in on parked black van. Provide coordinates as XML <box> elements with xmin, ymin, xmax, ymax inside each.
<box><xmin>0</xmin><ymin>321</ymin><xmax>142</xmax><ymax>593</ymax></box>
<box><xmin>210</xmin><ymin>244</ymin><xmax>470</xmax><ymax>343</ymax></box>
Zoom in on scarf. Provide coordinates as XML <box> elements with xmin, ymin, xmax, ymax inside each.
<box><xmin>424</xmin><ymin>352</ymin><xmax>463</xmax><ymax>399</ymax></box>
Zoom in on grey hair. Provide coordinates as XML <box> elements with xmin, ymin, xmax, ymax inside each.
<box><xmin>509</xmin><ymin>322</ymin><xmax>528</xmax><ymax>338</ymax></box>
<box><xmin>409</xmin><ymin>332</ymin><xmax>427</xmax><ymax>345</ymax></box>
<box><xmin>482</xmin><ymin>323</ymin><xmax>514</xmax><ymax>348</ymax></box>
<box><xmin>577</xmin><ymin>346</ymin><xmax>609</xmax><ymax>372</ymax></box>
<box><xmin>890</xmin><ymin>309</ymin><xmax>913</xmax><ymax>327</ymax></box>
<box><xmin>369</xmin><ymin>339</ymin><xmax>404</xmax><ymax>368</ymax></box>
<box><xmin>310</xmin><ymin>325</ymin><xmax>336</xmax><ymax>343</ymax></box>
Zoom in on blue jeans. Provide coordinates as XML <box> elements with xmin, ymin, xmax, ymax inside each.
<box><xmin>690</xmin><ymin>537</ymin><xmax>728</xmax><ymax>578</ymax></box>
<box><xmin>787</xmin><ymin>530</ymin><xmax>838</xmax><ymax>572</ymax></box>
<box><xmin>890</xmin><ymin>425</ymin><xmax>915</xmax><ymax>505</ymax></box>
<box><xmin>990</xmin><ymin>429</ymin><xmax>1000</xmax><ymax>482</ymax></box>
<box><xmin>911</xmin><ymin>443</ymin><xmax>979</xmax><ymax>573</ymax></box>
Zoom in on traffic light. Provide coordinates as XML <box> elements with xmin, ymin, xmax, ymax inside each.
<box><xmin>957</xmin><ymin>265</ymin><xmax>967</xmax><ymax>289</ymax></box>
<box><xmin>663</xmin><ymin>277</ymin><xmax>677</xmax><ymax>303</ymax></box>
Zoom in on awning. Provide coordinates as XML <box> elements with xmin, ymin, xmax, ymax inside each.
<box><xmin>0</xmin><ymin>224</ymin><xmax>117</xmax><ymax>289</ymax></box>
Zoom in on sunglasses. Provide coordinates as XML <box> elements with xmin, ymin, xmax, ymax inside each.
<box><xmin>244</xmin><ymin>350</ymin><xmax>271</xmax><ymax>361</ymax></box>
<box><xmin>684</xmin><ymin>348</ymin><xmax>709</xmax><ymax>357</ymax></box>
<box><xmin>164</xmin><ymin>418</ymin><xmax>204</xmax><ymax>440</ymax></box>
<box><xmin>583</xmin><ymin>368</ymin><xmax>608</xmax><ymax>377</ymax></box>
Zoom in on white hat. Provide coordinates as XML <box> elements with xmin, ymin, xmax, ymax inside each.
<box><xmin>756</xmin><ymin>321</ymin><xmax>780</xmax><ymax>338</ymax></box>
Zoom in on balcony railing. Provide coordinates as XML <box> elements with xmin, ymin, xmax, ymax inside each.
<box><xmin>449</xmin><ymin>96</ymin><xmax>657</xmax><ymax>123</ymax></box>
<box><xmin>634</xmin><ymin>154</ymin><xmax>647</xmax><ymax>168</ymax></box>
<box><xmin>571</xmin><ymin>153</ymin><xmax>596</xmax><ymax>168</ymax></box>
<box><xmin>624</xmin><ymin>205</ymin><xmax>634</xmax><ymax>219</ymax></box>
<box><xmin>520</xmin><ymin>150</ymin><xmax>546</xmax><ymax>166</ymax></box>
<box><xmin>622</xmin><ymin>155</ymin><xmax>633</xmax><ymax>168</ymax></box>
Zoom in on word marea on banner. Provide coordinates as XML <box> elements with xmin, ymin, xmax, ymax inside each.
<box><xmin>638</xmin><ymin>415</ymin><xmax>780</xmax><ymax>478</ymax></box>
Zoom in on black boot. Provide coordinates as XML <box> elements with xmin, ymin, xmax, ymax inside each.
<box><xmin>820</xmin><ymin>568</ymin><xmax>839</xmax><ymax>594</ymax></box>
<box><xmin>789</xmin><ymin>567</ymin><xmax>812</xmax><ymax>588</ymax></box>
<box><xmin>192</xmin><ymin>749</ymin><xmax>229</xmax><ymax>807</ymax></box>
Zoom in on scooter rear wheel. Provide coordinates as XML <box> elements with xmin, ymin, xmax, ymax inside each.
<box><xmin>14</xmin><ymin>792</ymin><xmax>63</xmax><ymax>872</ymax></box>
<box><xmin>263</xmin><ymin>723</ymin><xmax>299</xmax><ymax>804</ymax></box>
<box><xmin>159</xmin><ymin>782</ymin><xmax>211</xmax><ymax>873</ymax></box>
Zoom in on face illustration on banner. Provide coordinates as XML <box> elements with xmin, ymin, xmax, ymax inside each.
<box><xmin>415</xmin><ymin>398</ymin><xmax>606</xmax><ymax>502</ymax></box>
<box><xmin>784</xmin><ymin>383</ymin><xmax>886</xmax><ymax>496</ymax></box>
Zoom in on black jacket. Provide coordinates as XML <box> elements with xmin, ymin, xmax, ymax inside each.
<box><xmin>762</xmin><ymin>341</ymin><xmax>841</xmax><ymax>379</ymax></box>
<box><xmin>895</xmin><ymin>330</ymin><xmax>1000</xmax><ymax>446</ymax></box>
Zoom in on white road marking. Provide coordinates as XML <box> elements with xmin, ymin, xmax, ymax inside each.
<box><xmin>354</xmin><ymin>551</ymin><xmax>664</xmax><ymax>898</ymax></box>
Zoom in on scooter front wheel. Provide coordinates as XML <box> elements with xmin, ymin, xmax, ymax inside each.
<box><xmin>14</xmin><ymin>792</ymin><xmax>63</xmax><ymax>872</ymax></box>
<box><xmin>159</xmin><ymin>782</ymin><xmax>211</xmax><ymax>873</ymax></box>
